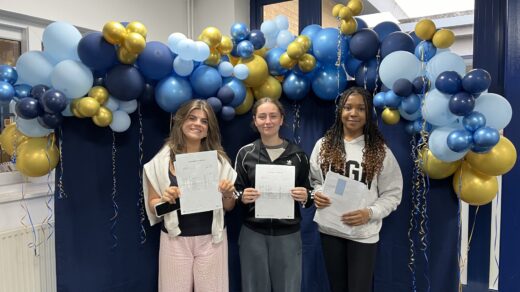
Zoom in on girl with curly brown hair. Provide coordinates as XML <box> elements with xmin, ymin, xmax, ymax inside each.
<box><xmin>309</xmin><ymin>87</ymin><xmax>403</xmax><ymax>292</ymax></box>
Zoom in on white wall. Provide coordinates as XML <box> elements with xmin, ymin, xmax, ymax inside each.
<box><xmin>192</xmin><ymin>0</ymin><xmax>249</xmax><ymax>39</ymax></box>
<box><xmin>0</xmin><ymin>0</ymin><xmax>189</xmax><ymax>41</ymax></box>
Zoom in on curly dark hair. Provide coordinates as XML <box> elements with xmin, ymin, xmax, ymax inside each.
<box><xmin>318</xmin><ymin>87</ymin><xmax>386</xmax><ymax>187</ymax></box>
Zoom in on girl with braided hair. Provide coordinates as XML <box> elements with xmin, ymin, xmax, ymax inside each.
<box><xmin>309</xmin><ymin>87</ymin><xmax>403</xmax><ymax>292</ymax></box>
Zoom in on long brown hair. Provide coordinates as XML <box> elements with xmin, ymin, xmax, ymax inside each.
<box><xmin>166</xmin><ymin>99</ymin><xmax>229</xmax><ymax>163</ymax></box>
<box><xmin>318</xmin><ymin>87</ymin><xmax>386</xmax><ymax>187</ymax></box>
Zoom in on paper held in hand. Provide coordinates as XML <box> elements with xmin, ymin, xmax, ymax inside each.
<box><xmin>254</xmin><ymin>164</ymin><xmax>295</xmax><ymax>219</ymax></box>
<box><xmin>314</xmin><ymin>171</ymin><xmax>367</xmax><ymax>234</ymax></box>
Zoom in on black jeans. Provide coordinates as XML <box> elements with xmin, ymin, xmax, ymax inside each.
<box><xmin>320</xmin><ymin>233</ymin><xmax>378</xmax><ymax>292</ymax></box>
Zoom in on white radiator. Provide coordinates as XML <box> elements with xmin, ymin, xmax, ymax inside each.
<box><xmin>0</xmin><ymin>224</ymin><xmax>56</xmax><ymax>292</ymax></box>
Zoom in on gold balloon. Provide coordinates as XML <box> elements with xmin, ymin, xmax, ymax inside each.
<box><xmin>254</xmin><ymin>47</ymin><xmax>268</xmax><ymax>58</ymax></box>
<box><xmin>117</xmin><ymin>46</ymin><xmax>138</xmax><ymax>64</ymax></box>
<box><xmin>294</xmin><ymin>35</ymin><xmax>311</xmax><ymax>52</ymax></box>
<box><xmin>15</xmin><ymin>137</ymin><xmax>59</xmax><ymax>177</ymax></box>
<box><xmin>453</xmin><ymin>162</ymin><xmax>498</xmax><ymax>206</ymax></box>
<box><xmin>205</xmin><ymin>48</ymin><xmax>221</xmax><ymax>66</ymax></box>
<box><xmin>102</xmin><ymin>21</ymin><xmax>127</xmax><ymax>45</ymax></box>
<box><xmin>432</xmin><ymin>29</ymin><xmax>455</xmax><ymax>49</ymax></box>
<box><xmin>238</xmin><ymin>55</ymin><xmax>269</xmax><ymax>87</ymax></box>
<box><xmin>92</xmin><ymin>106</ymin><xmax>113</xmax><ymax>127</ymax></box>
<box><xmin>382</xmin><ymin>108</ymin><xmax>400</xmax><ymax>125</ymax></box>
<box><xmin>332</xmin><ymin>4</ymin><xmax>345</xmax><ymax>17</ymax></box>
<box><xmin>70</xmin><ymin>98</ymin><xmax>85</xmax><ymax>118</ymax></box>
<box><xmin>126</xmin><ymin>21</ymin><xmax>147</xmax><ymax>38</ymax></box>
<box><xmin>415</xmin><ymin>19</ymin><xmax>436</xmax><ymax>41</ymax></box>
<box><xmin>228</xmin><ymin>54</ymin><xmax>239</xmax><ymax>66</ymax></box>
<box><xmin>252</xmin><ymin>76</ymin><xmax>282</xmax><ymax>100</ymax></box>
<box><xmin>218</xmin><ymin>36</ymin><xmax>233</xmax><ymax>55</ymax></box>
<box><xmin>235</xmin><ymin>88</ymin><xmax>254</xmax><ymax>115</ymax></box>
<box><xmin>200</xmin><ymin>27</ymin><xmax>222</xmax><ymax>48</ymax></box>
<box><xmin>0</xmin><ymin>123</ymin><xmax>29</xmax><ymax>156</ymax></box>
<box><xmin>89</xmin><ymin>86</ymin><xmax>109</xmax><ymax>105</ymax></box>
<box><xmin>339</xmin><ymin>6</ymin><xmax>353</xmax><ymax>20</ymax></box>
<box><xmin>124</xmin><ymin>32</ymin><xmax>146</xmax><ymax>54</ymax></box>
<box><xmin>77</xmin><ymin>97</ymin><xmax>101</xmax><ymax>117</ymax></box>
<box><xmin>298</xmin><ymin>54</ymin><xmax>316</xmax><ymax>73</ymax></box>
<box><xmin>466</xmin><ymin>136</ymin><xmax>517</xmax><ymax>176</ymax></box>
<box><xmin>340</xmin><ymin>18</ymin><xmax>358</xmax><ymax>35</ymax></box>
<box><xmin>420</xmin><ymin>148</ymin><xmax>461</xmax><ymax>179</ymax></box>
<box><xmin>346</xmin><ymin>0</ymin><xmax>363</xmax><ymax>16</ymax></box>
<box><xmin>287</xmin><ymin>42</ymin><xmax>305</xmax><ymax>59</ymax></box>
<box><xmin>279</xmin><ymin>52</ymin><xmax>297</xmax><ymax>69</ymax></box>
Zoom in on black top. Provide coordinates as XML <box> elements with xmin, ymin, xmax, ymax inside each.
<box><xmin>161</xmin><ymin>172</ymin><xmax>213</xmax><ymax>236</ymax></box>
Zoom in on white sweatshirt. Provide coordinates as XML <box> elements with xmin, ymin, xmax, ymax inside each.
<box><xmin>143</xmin><ymin>146</ymin><xmax>237</xmax><ymax>243</ymax></box>
<box><xmin>309</xmin><ymin>136</ymin><xmax>403</xmax><ymax>243</ymax></box>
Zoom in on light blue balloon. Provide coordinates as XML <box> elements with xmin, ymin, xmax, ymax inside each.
<box><xmin>233</xmin><ymin>64</ymin><xmax>249</xmax><ymax>80</ymax></box>
<box><xmin>399</xmin><ymin>107</ymin><xmax>422</xmax><ymax>121</ymax></box>
<box><xmin>173</xmin><ymin>56</ymin><xmax>194</xmax><ymax>77</ymax></box>
<box><xmin>42</xmin><ymin>21</ymin><xmax>82</xmax><ymax>63</ymax></box>
<box><xmin>118</xmin><ymin>99</ymin><xmax>138</xmax><ymax>114</ymax></box>
<box><xmin>15</xmin><ymin>117</ymin><xmax>53</xmax><ymax>138</ymax></box>
<box><xmin>167</xmin><ymin>32</ymin><xmax>187</xmax><ymax>54</ymax></box>
<box><xmin>428</xmin><ymin>123</ymin><xmax>468</xmax><ymax>162</ymax></box>
<box><xmin>155</xmin><ymin>76</ymin><xmax>192</xmax><ymax>113</ymax></box>
<box><xmin>109</xmin><ymin>110</ymin><xmax>131</xmax><ymax>132</ymax></box>
<box><xmin>104</xmin><ymin>96</ymin><xmax>120</xmax><ymax>112</ymax></box>
<box><xmin>61</xmin><ymin>101</ymin><xmax>73</xmax><ymax>117</ymax></box>
<box><xmin>379</xmin><ymin>51</ymin><xmax>422</xmax><ymax>89</ymax></box>
<box><xmin>276</xmin><ymin>30</ymin><xmax>294</xmax><ymax>49</ymax></box>
<box><xmin>193</xmin><ymin>41</ymin><xmax>210</xmax><ymax>62</ymax></box>
<box><xmin>15</xmin><ymin>51</ymin><xmax>54</xmax><ymax>86</ymax></box>
<box><xmin>275</xmin><ymin>15</ymin><xmax>289</xmax><ymax>30</ymax></box>
<box><xmin>473</xmin><ymin>93</ymin><xmax>512</xmax><ymax>130</ymax></box>
<box><xmin>426</xmin><ymin>52</ymin><xmax>466</xmax><ymax>89</ymax></box>
<box><xmin>421</xmin><ymin>89</ymin><xmax>458</xmax><ymax>126</ymax></box>
<box><xmin>400</xmin><ymin>94</ymin><xmax>421</xmax><ymax>114</ymax></box>
<box><xmin>218</xmin><ymin>62</ymin><xmax>234</xmax><ymax>77</ymax></box>
<box><xmin>190</xmin><ymin>65</ymin><xmax>222</xmax><ymax>98</ymax></box>
<box><xmin>260</xmin><ymin>20</ymin><xmax>278</xmax><ymax>38</ymax></box>
<box><xmin>177</xmin><ymin>39</ymin><xmax>196</xmax><ymax>61</ymax></box>
<box><xmin>51</xmin><ymin>60</ymin><xmax>93</xmax><ymax>99</ymax></box>
<box><xmin>265</xmin><ymin>36</ymin><xmax>277</xmax><ymax>49</ymax></box>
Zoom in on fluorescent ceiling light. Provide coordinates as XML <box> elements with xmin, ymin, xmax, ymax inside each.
<box><xmin>395</xmin><ymin>0</ymin><xmax>474</xmax><ymax>18</ymax></box>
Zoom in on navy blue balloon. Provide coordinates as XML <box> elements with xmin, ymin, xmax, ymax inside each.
<box><xmin>447</xmin><ymin>129</ymin><xmax>473</xmax><ymax>152</ymax></box>
<box><xmin>355</xmin><ymin>59</ymin><xmax>379</xmax><ymax>92</ymax></box>
<box><xmin>401</xmin><ymin>94</ymin><xmax>421</xmax><ymax>114</ymax></box>
<box><xmin>462</xmin><ymin>111</ymin><xmax>486</xmax><ymax>132</ymax></box>
<box><xmin>409</xmin><ymin>31</ymin><xmax>422</xmax><ymax>47</ymax></box>
<box><xmin>435</xmin><ymin>71</ymin><xmax>462</xmax><ymax>94</ymax></box>
<box><xmin>220</xmin><ymin>105</ymin><xmax>235</xmax><ymax>121</ymax></box>
<box><xmin>139</xmin><ymin>83</ymin><xmax>155</xmax><ymax>105</ymax></box>
<box><xmin>384</xmin><ymin>90</ymin><xmax>401</xmax><ymax>108</ymax></box>
<box><xmin>37</xmin><ymin>112</ymin><xmax>63</xmax><ymax>129</ymax></box>
<box><xmin>30</xmin><ymin>84</ymin><xmax>49</xmax><ymax>101</ymax></box>
<box><xmin>473</xmin><ymin>126</ymin><xmax>500</xmax><ymax>148</ymax></box>
<box><xmin>0</xmin><ymin>81</ymin><xmax>15</xmax><ymax>102</ymax></box>
<box><xmin>207</xmin><ymin>97</ymin><xmax>223</xmax><ymax>113</ymax></box>
<box><xmin>15</xmin><ymin>97</ymin><xmax>42</xmax><ymax>119</ymax></box>
<box><xmin>136</xmin><ymin>41</ymin><xmax>175</xmax><ymax>80</ymax></box>
<box><xmin>190</xmin><ymin>65</ymin><xmax>222</xmax><ymax>98</ymax></box>
<box><xmin>462</xmin><ymin>69</ymin><xmax>491</xmax><ymax>94</ymax></box>
<box><xmin>93</xmin><ymin>76</ymin><xmax>105</xmax><ymax>87</ymax></box>
<box><xmin>412</xmin><ymin>76</ymin><xmax>430</xmax><ymax>94</ymax></box>
<box><xmin>105</xmin><ymin>65</ymin><xmax>145</xmax><ymax>101</ymax></box>
<box><xmin>230</xmin><ymin>23</ymin><xmax>249</xmax><ymax>42</ymax></box>
<box><xmin>217</xmin><ymin>86</ymin><xmax>235</xmax><ymax>105</ymax></box>
<box><xmin>449</xmin><ymin>92</ymin><xmax>475</xmax><ymax>116</ymax></box>
<box><xmin>0</xmin><ymin>65</ymin><xmax>18</xmax><ymax>84</ymax></box>
<box><xmin>265</xmin><ymin>48</ymin><xmax>287</xmax><ymax>76</ymax></box>
<box><xmin>14</xmin><ymin>84</ymin><xmax>32</xmax><ymax>100</ymax></box>
<box><xmin>414</xmin><ymin>41</ymin><xmax>437</xmax><ymax>62</ymax></box>
<box><xmin>311</xmin><ymin>65</ymin><xmax>347</xmax><ymax>101</ymax></box>
<box><xmin>392</xmin><ymin>78</ymin><xmax>413</xmax><ymax>97</ymax></box>
<box><xmin>247</xmin><ymin>30</ymin><xmax>265</xmax><ymax>50</ymax></box>
<box><xmin>380</xmin><ymin>31</ymin><xmax>415</xmax><ymax>59</ymax></box>
<box><xmin>373</xmin><ymin>21</ymin><xmax>401</xmax><ymax>41</ymax></box>
<box><xmin>237</xmin><ymin>40</ymin><xmax>254</xmax><ymax>58</ymax></box>
<box><xmin>349</xmin><ymin>29</ymin><xmax>380</xmax><ymax>61</ymax></box>
<box><xmin>345</xmin><ymin>55</ymin><xmax>363</xmax><ymax>77</ymax></box>
<box><xmin>41</xmin><ymin>89</ymin><xmax>67</xmax><ymax>114</ymax></box>
<box><xmin>373</xmin><ymin>92</ymin><xmax>386</xmax><ymax>109</ymax></box>
<box><xmin>77</xmin><ymin>32</ymin><xmax>117</xmax><ymax>71</ymax></box>
<box><xmin>354</xmin><ymin>17</ymin><xmax>368</xmax><ymax>31</ymax></box>
<box><xmin>283</xmin><ymin>72</ymin><xmax>310</xmax><ymax>101</ymax></box>
<box><xmin>405</xmin><ymin>122</ymin><xmax>415</xmax><ymax>135</ymax></box>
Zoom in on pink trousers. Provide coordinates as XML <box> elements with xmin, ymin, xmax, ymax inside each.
<box><xmin>158</xmin><ymin>231</ymin><xmax>229</xmax><ymax>292</ymax></box>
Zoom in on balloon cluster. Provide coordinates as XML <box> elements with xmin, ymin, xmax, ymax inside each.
<box><xmin>332</xmin><ymin>0</ymin><xmax>364</xmax><ymax>35</ymax></box>
<box><xmin>102</xmin><ymin>21</ymin><xmax>148</xmax><ymax>64</ymax></box>
<box><xmin>280</xmin><ymin>36</ymin><xmax>316</xmax><ymax>74</ymax></box>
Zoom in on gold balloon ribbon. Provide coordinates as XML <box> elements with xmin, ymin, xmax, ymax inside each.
<box><xmin>57</xmin><ymin>127</ymin><xmax>67</xmax><ymax>198</ymax></box>
<box><xmin>137</xmin><ymin>103</ymin><xmax>147</xmax><ymax>244</ymax></box>
<box><xmin>291</xmin><ymin>103</ymin><xmax>301</xmax><ymax>145</ymax></box>
<box><xmin>110</xmin><ymin>131</ymin><xmax>119</xmax><ymax>249</ymax></box>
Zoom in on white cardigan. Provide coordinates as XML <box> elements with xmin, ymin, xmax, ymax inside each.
<box><xmin>143</xmin><ymin>146</ymin><xmax>237</xmax><ymax>243</ymax></box>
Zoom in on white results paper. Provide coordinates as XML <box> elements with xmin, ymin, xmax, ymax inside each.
<box><xmin>255</xmin><ymin>164</ymin><xmax>295</xmax><ymax>219</ymax></box>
